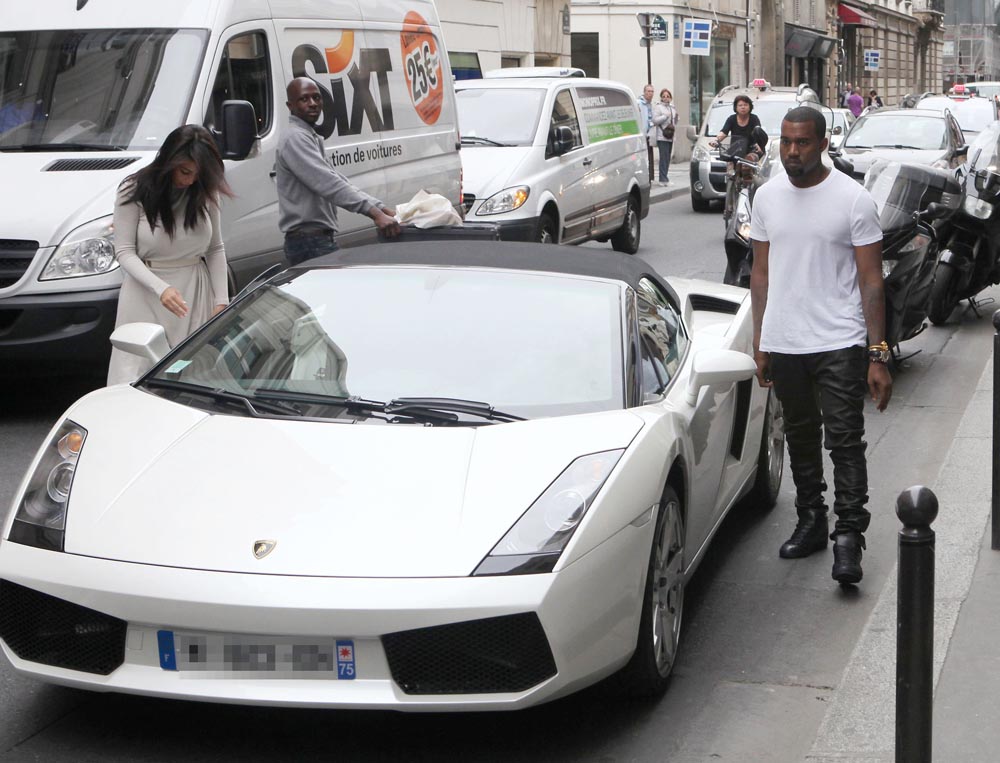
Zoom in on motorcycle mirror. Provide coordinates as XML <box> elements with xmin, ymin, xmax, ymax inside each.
<box><xmin>919</xmin><ymin>202</ymin><xmax>950</xmax><ymax>220</ymax></box>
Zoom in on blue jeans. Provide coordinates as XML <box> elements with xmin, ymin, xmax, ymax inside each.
<box><xmin>657</xmin><ymin>140</ymin><xmax>673</xmax><ymax>181</ymax></box>
<box><xmin>284</xmin><ymin>232</ymin><xmax>339</xmax><ymax>266</ymax></box>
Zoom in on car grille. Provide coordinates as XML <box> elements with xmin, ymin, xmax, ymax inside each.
<box><xmin>0</xmin><ymin>580</ymin><xmax>127</xmax><ymax>675</ymax></box>
<box><xmin>0</xmin><ymin>240</ymin><xmax>38</xmax><ymax>289</ymax></box>
<box><xmin>381</xmin><ymin>612</ymin><xmax>557</xmax><ymax>695</ymax></box>
<box><xmin>709</xmin><ymin>161</ymin><xmax>728</xmax><ymax>192</ymax></box>
<box><xmin>462</xmin><ymin>193</ymin><xmax>476</xmax><ymax>214</ymax></box>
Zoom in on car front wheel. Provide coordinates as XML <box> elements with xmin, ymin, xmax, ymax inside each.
<box><xmin>619</xmin><ymin>485</ymin><xmax>684</xmax><ymax>696</ymax></box>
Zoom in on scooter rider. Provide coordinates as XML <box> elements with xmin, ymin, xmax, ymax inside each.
<box><xmin>712</xmin><ymin>95</ymin><xmax>767</xmax><ymax>220</ymax></box>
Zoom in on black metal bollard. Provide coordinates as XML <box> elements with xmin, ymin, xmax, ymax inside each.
<box><xmin>895</xmin><ymin>486</ymin><xmax>938</xmax><ymax>763</ymax></box>
<box><xmin>992</xmin><ymin>310</ymin><xmax>1000</xmax><ymax>550</ymax></box>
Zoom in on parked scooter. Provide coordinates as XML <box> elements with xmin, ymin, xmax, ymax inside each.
<box><xmin>927</xmin><ymin>121</ymin><xmax>1000</xmax><ymax>324</ymax></box>
<box><xmin>855</xmin><ymin>159</ymin><xmax>961</xmax><ymax>349</ymax></box>
<box><xmin>720</xmin><ymin>126</ymin><xmax>768</xmax><ymax>287</ymax></box>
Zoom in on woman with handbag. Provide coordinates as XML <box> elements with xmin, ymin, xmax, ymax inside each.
<box><xmin>107</xmin><ymin>124</ymin><xmax>233</xmax><ymax>385</ymax></box>
<box><xmin>653</xmin><ymin>89</ymin><xmax>679</xmax><ymax>186</ymax></box>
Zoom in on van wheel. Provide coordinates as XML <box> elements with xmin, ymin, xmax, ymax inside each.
<box><xmin>611</xmin><ymin>196</ymin><xmax>641</xmax><ymax>254</ymax></box>
<box><xmin>537</xmin><ymin>213</ymin><xmax>557</xmax><ymax>244</ymax></box>
<box><xmin>691</xmin><ymin>195</ymin><xmax>711</xmax><ymax>212</ymax></box>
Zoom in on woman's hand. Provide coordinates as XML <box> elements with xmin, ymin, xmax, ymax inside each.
<box><xmin>160</xmin><ymin>286</ymin><xmax>189</xmax><ymax>318</ymax></box>
<box><xmin>212</xmin><ymin>304</ymin><xmax>227</xmax><ymax>317</ymax></box>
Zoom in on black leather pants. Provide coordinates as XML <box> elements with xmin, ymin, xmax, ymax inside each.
<box><xmin>769</xmin><ymin>346</ymin><xmax>870</xmax><ymax>536</ymax></box>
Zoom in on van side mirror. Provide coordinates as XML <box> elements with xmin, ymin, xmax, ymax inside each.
<box><xmin>221</xmin><ymin>100</ymin><xmax>258</xmax><ymax>160</ymax></box>
<box><xmin>686</xmin><ymin>125</ymin><xmax>698</xmax><ymax>142</ymax></box>
<box><xmin>549</xmin><ymin>125</ymin><xmax>575</xmax><ymax>156</ymax></box>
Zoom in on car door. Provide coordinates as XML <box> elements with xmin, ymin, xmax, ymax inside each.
<box><xmin>544</xmin><ymin>87</ymin><xmax>592</xmax><ymax>243</ymax></box>
<box><xmin>203</xmin><ymin>23</ymin><xmax>285</xmax><ymax>290</ymax></box>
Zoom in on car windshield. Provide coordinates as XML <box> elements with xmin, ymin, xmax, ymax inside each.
<box><xmin>0</xmin><ymin>29</ymin><xmax>208</xmax><ymax>151</ymax></box>
<box><xmin>917</xmin><ymin>97</ymin><xmax>995</xmax><ymax>134</ymax></box>
<box><xmin>707</xmin><ymin>100</ymin><xmax>809</xmax><ymax>136</ymax></box>
<box><xmin>147</xmin><ymin>267</ymin><xmax>626</xmax><ymax>420</ymax></box>
<box><xmin>845</xmin><ymin>113</ymin><xmax>947</xmax><ymax>150</ymax></box>
<box><xmin>456</xmin><ymin>88</ymin><xmax>546</xmax><ymax>146</ymax></box>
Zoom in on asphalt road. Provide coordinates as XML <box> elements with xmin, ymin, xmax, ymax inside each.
<box><xmin>0</xmin><ymin>198</ymin><xmax>993</xmax><ymax>762</ymax></box>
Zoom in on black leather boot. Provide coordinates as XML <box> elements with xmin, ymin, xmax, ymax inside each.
<box><xmin>779</xmin><ymin>509</ymin><xmax>829</xmax><ymax>559</ymax></box>
<box><xmin>832</xmin><ymin>532</ymin><xmax>865</xmax><ymax>585</ymax></box>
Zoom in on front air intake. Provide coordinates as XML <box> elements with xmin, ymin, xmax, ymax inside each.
<box><xmin>44</xmin><ymin>158</ymin><xmax>139</xmax><ymax>172</ymax></box>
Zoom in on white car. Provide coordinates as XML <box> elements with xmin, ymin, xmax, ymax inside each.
<box><xmin>0</xmin><ymin>242</ymin><xmax>783</xmax><ymax>710</ymax></box>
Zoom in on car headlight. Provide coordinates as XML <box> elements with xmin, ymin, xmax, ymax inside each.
<box><xmin>962</xmin><ymin>196</ymin><xmax>994</xmax><ymax>220</ymax></box>
<box><xmin>8</xmin><ymin>420</ymin><xmax>87</xmax><ymax>552</ymax></box>
<box><xmin>692</xmin><ymin>144</ymin><xmax>712</xmax><ymax>162</ymax></box>
<box><xmin>40</xmin><ymin>215</ymin><xmax>118</xmax><ymax>280</ymax></box>
<box><xmin>475</xmin><ymin>186</ymin><xmax>530</xmax><ymax>216</ymax></box>
<box><xmin>472</xmin><ymin>449</ymin><xmax>624</xmax><ymax>576</ymax></box>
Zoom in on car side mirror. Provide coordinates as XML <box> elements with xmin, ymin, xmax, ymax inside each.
<box><xmin>832</xmin><ymin>125</ymin><xmax>843</xmax><ymax>135</ymax></box>
<box><xmin>685</xmin><ymin>349</ymin><xmax>757</xmax><ymax>406</ymax></box>
<box><xmin>220</xmin><ymin>100</ymin><xmax>258</xmax><ymax>160</ymax></box>
<box><xmin>110</xmin><ymin>322</ymin><xmax>171</xmax><ymax>364</ymax></box>
<box><xmin>549</xmin><ymin>125</ymin><xmax>575</xmax><ymax>157</ymax></box>
<box><xmin>686</xmin><ymin>124</ymin><xmax>698</xmax><ymax>142</ymax></box>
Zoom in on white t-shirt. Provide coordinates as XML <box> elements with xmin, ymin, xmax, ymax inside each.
<box><xmin>749</xmin><ymin>169</ymin><xmax>882</xmax><ymax>354</ymax></box>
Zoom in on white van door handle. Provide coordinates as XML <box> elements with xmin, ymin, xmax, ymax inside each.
<box><xmin>582</xmin><ymin>158</ymin><xmax>593</xmax><ymax>167</ymax></box>
<box><xmin>269</xmin><ymin>170</ymin><xmax>277</xmax><ymax>179</ymax></box>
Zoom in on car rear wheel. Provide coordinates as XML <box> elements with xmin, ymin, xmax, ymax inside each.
<box><xmin>744</xmin><ymin>392</ymin><xmax>784</xmax><ymax>510</ymax></box>
<box><xmin>611</xmin><ymin>196</ymin><xmax>641</xmax><ymax>254</ymax></box>
<box><xmin>691</xmin><ymin>194</ymin><xmax>711</xmax><ymax>212</ymax></box>
<box><xmin>619</xmin><ymin>485</ymin><xmax>684</xmax><ymax>696</ymax></box>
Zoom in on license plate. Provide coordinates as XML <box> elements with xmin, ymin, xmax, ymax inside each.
<box><xmin>157</xmin><ymin>630</ymin><xmax>356</xmax><ymax>678</ymax></box>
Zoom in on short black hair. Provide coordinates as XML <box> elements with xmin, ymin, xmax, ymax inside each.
<box><xmin>733</xmin><ymin>94</ymin><xmax>754</xmax><ymax>112</ymax></box>
<box><xmin>782</xmin><ymin>106</ymin><xmax>826</xmax><ymax>140</ymax></box>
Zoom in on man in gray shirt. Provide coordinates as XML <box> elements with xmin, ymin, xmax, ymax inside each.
<box><xmin>276</xmin><ymin>77</ymin><xmax>400</xmax><ymax>265</ymax></box>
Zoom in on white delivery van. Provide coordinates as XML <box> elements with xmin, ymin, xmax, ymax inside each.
<box><xmin>454</xmin><ymin>74</ymin><xmax>649</xmax><ymax>252</ymax></box>
<box><xmin>0</xmin><ymin>0</ymin><xmax>461</xmax><ymax>373</ymax></box>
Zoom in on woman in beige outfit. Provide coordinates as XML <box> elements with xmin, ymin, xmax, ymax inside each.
<box><xmin>107</xmin><ymin>125</ymin><xmax>232</xmax><ymax>385</ymax></box>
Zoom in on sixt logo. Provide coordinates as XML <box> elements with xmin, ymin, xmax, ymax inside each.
<box><xmin>292</xmin><ymin>33</ymin><xmax>394</xmax><ymax>140</ymax></box>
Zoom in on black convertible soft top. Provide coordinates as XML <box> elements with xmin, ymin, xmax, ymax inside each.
<box><xmin>295</xmin><ymin>241</ymin><xmax>680</xmax><ymax>305</ymax></box>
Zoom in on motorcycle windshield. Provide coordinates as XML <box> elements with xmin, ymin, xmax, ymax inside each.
<box><xmin>966</xmin><ymin>122</ymin><xmax>1000</xmax><ymax>201</ymax></box>
<box><xmin>864</xmin><ymin>161</ymin><xmax>935</xmax><ymax>233</ymax></box>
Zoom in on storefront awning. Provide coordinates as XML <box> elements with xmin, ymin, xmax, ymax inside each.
<box><xmin>838</xmin><ymin>3</ymin><xmax>878</xmax><ymax>28</ymax></box>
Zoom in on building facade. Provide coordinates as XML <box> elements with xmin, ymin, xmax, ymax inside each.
<box><xmin>437</xmin><ymin>0</ymin><xmax>571</xmax><ymax>79</ymax></box>
<box><xmin>942</xmin><ymin>0</ymin><xmax>1000</xmax><ymax>88</ymax></box>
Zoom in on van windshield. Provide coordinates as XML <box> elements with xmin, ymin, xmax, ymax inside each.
<box><xmin>0</xmin><ymin>29</ymin><xmax>208</xmax><ymax>151</ymax></box>
<box><xmin>456</xmin><ymin>88</ymin><xmax>546</xmax><ymax>146</ymax></box>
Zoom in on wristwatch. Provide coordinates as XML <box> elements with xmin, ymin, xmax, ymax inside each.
<box><xmin>868</xmin><ymin>341</ymin><xmax>890</xmax><ymax>364</ymax></box>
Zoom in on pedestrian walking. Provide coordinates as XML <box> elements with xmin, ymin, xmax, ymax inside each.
<box><xmin>867</xmin><ymin>89</ymin><xmax>884</xmax><ymax>108</ymax></box>
<box><xmin>638</xmin><ymin>84</ymin><xmax>656</xmax><ymax>182</ymax></box>
<box><xmin>652</xmin><ymin>88</ymin><xmax>679</xmax><ymax>185</ymax></box>
<box><xmin>847</xmin><ymin>87</ymin><xmax>864</xmax><ymax>117</ymax></box>
<box><xmin>107</xmin><ymin>124</ymin><xmax>232</xmax><ymax>386</ymax></box>
<box><xmin>276</xmin><ymin>77</ymin><xmax>399</xmax><ymax>266</ymax></box>
<box><xmin>841</xmin><ymin>82</ymin><xmax>853</xmax><ymax>108</ymax></box>
<box><xmin>749</xmin><ymin>106</ymin><xmax>892</xmax><ymax>586</ymax></box>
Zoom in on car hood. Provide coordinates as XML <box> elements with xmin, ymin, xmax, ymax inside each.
<box><xmin>460</xmin><ymin>146</ymin><xmax>533</xmax><ymax>200</ymax></box>
<box><xmin>841</xmin><ymin>146</ymin><xmax>945</xmax><ymax>176</ymax></box>
<box><xmin>62</xmin><ymin>386</ymin><xmax>644</xmax><ymax>577</ymax></box>
<box><xmin>0</xmin><ymin>153</ymin><xmax>152</xmax><ymax>245</ymax></box>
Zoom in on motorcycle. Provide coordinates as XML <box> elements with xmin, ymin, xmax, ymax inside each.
<box><xmin>719</xmin><ymin>126</ymin><xmax>768</xmax><ymax>287</ymax></box>
<box><xmin>857</xmin><ymin>159</ymin><xmax>961</xmax><ymax>349</ymax></box>
<box><xmin>927</xmin><ymin>121</ymin><xmax>1000</xmax><ymax>325</ymax></box>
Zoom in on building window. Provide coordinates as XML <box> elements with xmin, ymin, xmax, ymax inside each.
<box><xmin>571</xmin><ymin>32</ymin><xmax>599</xmax><ymax>78</ymax></box>
<box><xmin>449</xmin><ymin>52</ymin><xmax>482</xmax><ymax>80</ymax></box>
<box><xmin>501</xmin><ymin>56</ymin><xmax>522</xmax><ymax>68</ymax></box>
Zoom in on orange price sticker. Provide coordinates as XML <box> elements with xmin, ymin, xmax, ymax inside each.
<box><xmin>400</xmin><ymin>11</ymin><xmax>443</xmax><ymax>125</ymax></box>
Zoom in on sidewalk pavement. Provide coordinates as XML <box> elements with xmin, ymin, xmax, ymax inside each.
<box><xmin>648</xmin><ymin>163</ymin><xmax>691</xmax><ymax>205</ymax></box>
<box><xmin>807</xmin><ymin>351</ymin><xmax>1000</xmax><ymax>761</ymax></box>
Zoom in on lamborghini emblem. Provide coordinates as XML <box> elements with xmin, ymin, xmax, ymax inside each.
<box><xmin>253</xmin><ymin>540</ymin><xmax>277</xmax><ymax>559</ymax></box>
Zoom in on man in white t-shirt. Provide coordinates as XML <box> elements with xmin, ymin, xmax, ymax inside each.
<box><xmin>749</xmin><ymin>107</ymin><xmax>892</xmax><ymax>587</ymax></box>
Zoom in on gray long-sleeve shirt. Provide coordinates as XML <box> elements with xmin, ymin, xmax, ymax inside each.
<box><xmin>275</xmin><ymin>115</ymin><xmax>383</xmax><ymax>234</ymax></box>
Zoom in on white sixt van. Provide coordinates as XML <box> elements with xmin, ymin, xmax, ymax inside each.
<box><xmin>0</xmin><ymin>0</ymin><xmax>461</xmax><ymax>373</ymax></box>
<box><xmin>454</xmin><ymin>75</ymin><xmax>649</xmax><ymax>252</ymax></box>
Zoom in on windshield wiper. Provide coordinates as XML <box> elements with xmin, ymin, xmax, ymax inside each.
<box><xmin>460</xmin><ymin>136</ymin><xmax>511</xmax><ymax>147</ymax></box>
<box><xmin>254</xmin><ymin>389</ymin><xmax>461</xmax><ymax>424</ymax></box>
<box><xmin>140</xmin><ymin>378</ymin><xmax>301</xmax><ymax>417</ymax></box>
<box><xmin>2</xmin><ymin>143</ymin><xmax>127</xmax><ymax>152</ymax></box>
<box><xmin>385</xmin><ymin>397</ymin><xmax>525</xmax><ymax>423</ymax></box>
<box><xmin>873</xmin><ymin>144</ymin><xmax>924</xmax><ymax>150</ymax></box>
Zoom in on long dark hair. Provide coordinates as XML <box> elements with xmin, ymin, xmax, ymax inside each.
<box><xmin>123</xmin><ymin>125</ymin><xmax>232</xmax><ymax>238</ymax></box>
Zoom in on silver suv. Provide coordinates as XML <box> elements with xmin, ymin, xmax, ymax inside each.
<box><xmin>687</xmin><ymin>81</ymin><xmax>821</xmax><ymax>211</ymax></box>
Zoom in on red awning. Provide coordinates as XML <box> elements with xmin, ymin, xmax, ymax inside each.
<box><xmin>839</xmin><ymin>3</ymin><xmax>878</xmax><ymax>27</ymax></box>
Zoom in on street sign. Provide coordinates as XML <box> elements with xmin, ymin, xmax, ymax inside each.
<box><xmin>864</xmin><ymin>49</ymin><xmax>880</xmax><ymax>71</ymax></box>
<box><xmin>681</xmin><ymin>19</ymin><xmax>712</xmax><ymax>56</ymax></box>
<box><xmin>650</xmin><ymin>15</ymin><xmax>668</xmax><ymax>41</ymax></box>
<box><xmin>636</xmin><ymin>12</ymin><xmax>652</xmax><ymax>33</ymax></box>
<box><xmin>639</xmin><ymin>37</ymin><xmax>652</xmax><ymax>48</ymax></box>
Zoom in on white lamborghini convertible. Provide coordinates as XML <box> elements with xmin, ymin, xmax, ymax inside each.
<box><xmin>0</xmin><ymin>241</ymin><xmax>783</xmax><ymax>710</ymax></box>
